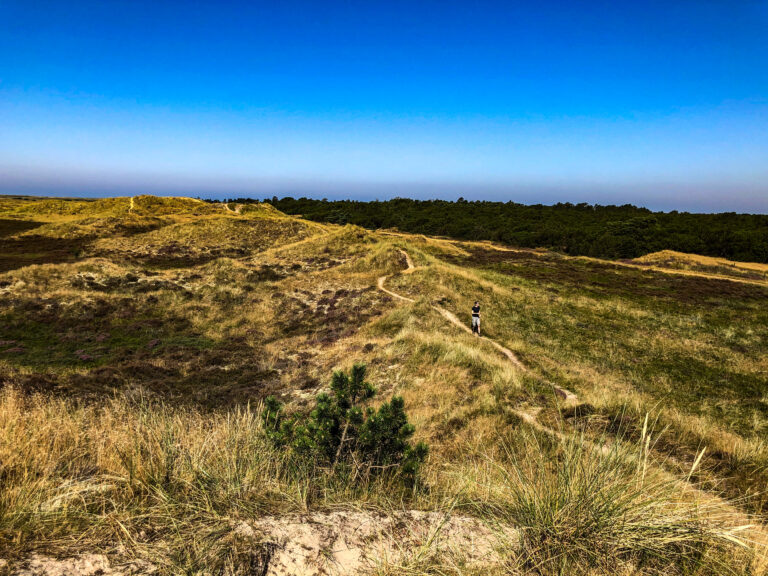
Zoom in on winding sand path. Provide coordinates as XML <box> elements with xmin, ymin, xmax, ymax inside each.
<box><xmin>375</xmin><ymin>248</ymin><xmax>762</xmax><ymax>526</ymax></box>
<box><xmin>377</xmin><ymin>249</ymin><xmax>577</xmax><ymax>401</ymax></box>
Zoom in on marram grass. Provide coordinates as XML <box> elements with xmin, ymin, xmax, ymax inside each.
<box><xmin>484</xmin><ymin>425</ymin><xmax>758</xmax><ymax>575</ymax></box>
<box><xmin>0</xmin><ymin>387</ymin><xmax>763</xmax><ymax>574</ymax></box>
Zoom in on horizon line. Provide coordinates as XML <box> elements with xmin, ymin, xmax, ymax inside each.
<box><xmin>3</xmin><ymin>191</ymin><xmax>767</xmax><ymax>216</ymax></box>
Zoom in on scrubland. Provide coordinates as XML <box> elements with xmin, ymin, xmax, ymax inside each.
<box><xmin>1</xmin><ymin>195</ymin><xmax>767</xmax><ymax>575</ymax></box>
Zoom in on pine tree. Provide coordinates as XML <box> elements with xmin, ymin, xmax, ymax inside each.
<box><xmin>262</xmin><ymin>364</ymin><xmax>428</xmax><ymax>483</ymax></box>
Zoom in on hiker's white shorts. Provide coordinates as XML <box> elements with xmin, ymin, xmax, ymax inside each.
<box><xmin>471</xmin><ymin>316</ymin><xmax>480</xmax><ymax>330</ymax></box>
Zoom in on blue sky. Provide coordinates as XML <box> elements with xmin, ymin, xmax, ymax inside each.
<box><xmin>1</xmin><ymin>1</ymin><xmax>767</xmax><ymax>212</ymax></box>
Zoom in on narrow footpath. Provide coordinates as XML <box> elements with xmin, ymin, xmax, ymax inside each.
<box><xmin>376</xmin><ymin>248</ymin><xmax>757</xmax><ymax>516</ymax></box>
<box><xmin>377</xmin><ymin>249</ymin><xmax>577</xmax><ymax>401</ymax></box>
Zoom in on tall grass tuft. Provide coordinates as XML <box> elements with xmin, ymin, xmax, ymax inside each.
<box><xmin>1</xmin><ymin>387</ymin><xmax>762</xmax><ymax>574</ymax></box>
<box><xmin>0</xmin><ymin>386</ymin><xmax>374</xmax><ymax>571</ymax></box>
<box><xmin>486</xmin><ymin>424</ymin><xmax>756</xmax><ymax>575</ymax></box>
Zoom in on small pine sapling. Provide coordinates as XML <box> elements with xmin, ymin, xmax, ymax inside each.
<box><xmin>261</xmin><ymin>364</ymin><xmax>427</xmax><ymax>483</ymax></box>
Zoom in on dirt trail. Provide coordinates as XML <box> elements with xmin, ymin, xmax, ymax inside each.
<box><xmin>128</xmin><ymin>197</ymin><xmax>134</xmax><ymax>213</ymax></box>
<box><xmin>377</xmin><ymin>274</ymin><xmax>415</xmax><ymax>303</ymax></box>
<box><xmin>378</xmin><ymin>249</ymin><xmax>576</xmax><ymax>401</ymax></box>
<box><xmin>376</xmin><ymin>247</ymin><xmax>760</xmax><ymax>524</ymax></box>
<box><xmin>223</xmin><ymin>202</ymin><xmax>243</xmax><ymax>214</ymax></box>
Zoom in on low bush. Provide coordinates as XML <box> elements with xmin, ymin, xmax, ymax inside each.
<box><xmin>263</xmin><ymin>364</ymin><xmax>428</xmax><ymax>484</ymax></box>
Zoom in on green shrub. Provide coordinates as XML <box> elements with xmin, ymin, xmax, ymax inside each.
<box><xmin>263</xmin><ymin>364</ymin><xmax>428</xmax><ymax>482</ymax></box>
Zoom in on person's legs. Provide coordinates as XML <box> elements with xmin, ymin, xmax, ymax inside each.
<box><xmin>471</xmin><ymin>316</ymin><xmax>480</xmax><ymax>335</ymax></box>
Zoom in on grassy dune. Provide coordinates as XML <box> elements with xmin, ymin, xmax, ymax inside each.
<box><xmin>632</xmin><ymin>250</ymin><xmax>768</xmax><ymax>282</ymax></box>
<box><xmin>1</xmin><ymin>196</ymin><xmax>766</xmax><ymax>574</ymax></box>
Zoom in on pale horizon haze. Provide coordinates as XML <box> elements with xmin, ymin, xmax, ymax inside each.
<box><xmin>1</xmin><ymin>1</ymin><xmax>767</xmax><ymax>213</ymax></box>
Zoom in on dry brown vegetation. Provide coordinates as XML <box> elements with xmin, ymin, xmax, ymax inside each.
<box><xmin>1</xmin><ymin>195</ymin><xmax>767</xmax><ymax>575</ymax></box>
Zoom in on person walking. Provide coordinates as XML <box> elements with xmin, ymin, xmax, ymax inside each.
<box><xmin>471</xmin><ymin>301</ymin><xmax>481</xmax><ymax>336</ymax></box>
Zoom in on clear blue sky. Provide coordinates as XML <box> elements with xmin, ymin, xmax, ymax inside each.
<box><xmin>1</xmin><ymin>1</ymin><xmax>767</xmax><ymax>212</ymax></box>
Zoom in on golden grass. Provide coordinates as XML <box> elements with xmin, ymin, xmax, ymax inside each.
<box><xmin>1</xmin><ymin>386</ymin><xmax>761</xmax><ymax>575</ymax></box>
<box><xmin>2</xmin><ymin>196</ymin><xmax>768</xmax><ymax>573</ymax></box>
<box><xmin>635</xmin><ymin>250</ymin><xmax>768</xmax><ymax>274</ymax></box>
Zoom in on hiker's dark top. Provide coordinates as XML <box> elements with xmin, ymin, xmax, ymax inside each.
<box><xmin>471</xmin><ymin>305</ymin><xmax>480</xmax><ymax>317</ymax></box>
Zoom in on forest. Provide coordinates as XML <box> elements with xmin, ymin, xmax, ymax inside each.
<box><xmin>217</xmin><ymin>197</ymin><xmax>768</xmax><ymax>263</ymax></box>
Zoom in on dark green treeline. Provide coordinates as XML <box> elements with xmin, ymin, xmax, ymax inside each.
<box><xmin>215</xmin><ymin>197</ymin><xmax>768</xmax><ymax>263</ymax></box>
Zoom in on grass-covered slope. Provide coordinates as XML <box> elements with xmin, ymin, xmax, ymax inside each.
<box><xmin>1</xmin><ymin>196</ymin><xmax>767</xmax><ymax>575</ymax></box>
<box><xmin>632</xmin><ymin>249</ymin><xmax>768</xmax><ymax>282</ymax></box>
<box><xmin>0</xmin><ymin>196</ymin><xmax>316</xmax><ymax>271</ymax></box>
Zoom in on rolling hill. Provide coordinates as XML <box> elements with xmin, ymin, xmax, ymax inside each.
<box><xmin>1</xmin><ymin>195</ymin><xmax>767</xmax><ymax>575</ymax></box>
